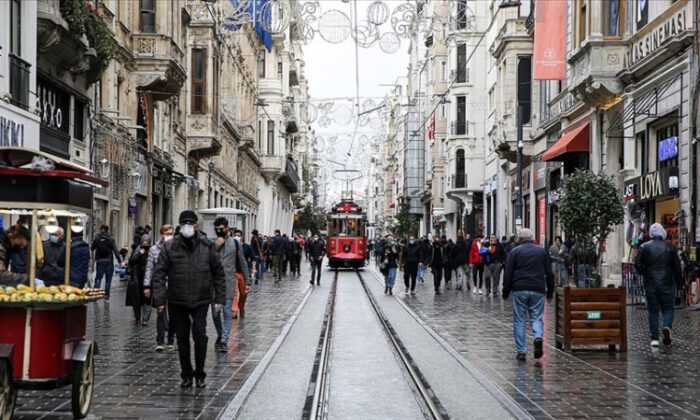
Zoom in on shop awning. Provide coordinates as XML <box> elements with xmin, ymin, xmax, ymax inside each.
<box><xmin>542</xmin><ymin>123</ymin><xmax>590</xmax><ymax>161</ymax></box>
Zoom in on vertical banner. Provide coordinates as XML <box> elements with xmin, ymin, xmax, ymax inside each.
<box><xmin>538</xmin><ymin>197</ymin><xmax>546</xmax><ymax>246</ymax></box>
<box><xmin>533</xmin><ymin>0</ymin><xmax>566</xmax><ymax>80</ymax></box>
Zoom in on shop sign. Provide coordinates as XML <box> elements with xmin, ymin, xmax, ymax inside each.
<box><xmin>37</xmin><ymin>78</ymin><xmax>70</xmax><ymax>133</ymax></box>
<box><xmin>658</xmin><ymin>136</ymin><xmax>678</xmax><ymax>162</ymax></box>
<box><xmin>0</xmin><ymin>116</ymin><xmax>24</xmax><ymax>147</ymax></box>
<box><xmin>623</xmin><ymin>166</ymin><xmax>679</xmax><ymax>203</ymax></box>
<box><xmin>587</xmin><ymin>311</ymin><xmax>602</xmax><ymax>320</ymax></box>
<box><xmin>626</xmin><ymin>5</ymin><xmax>689</xmax><ymax>69</ymax></box>
<box><xmin>538</xmin><ymin>197</ymin><xmax>546</xmax><ymax>246</ymax></box>
<box><xmin>533</xmin><ymin>162</ymin><xmax>547</xmax><ymax>191</ymax></box>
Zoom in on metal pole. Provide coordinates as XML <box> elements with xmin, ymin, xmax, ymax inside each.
<box><xmin>516</xmin><ymin>105</ymin><xmax>524</xmax><ymax>231</ymax></box>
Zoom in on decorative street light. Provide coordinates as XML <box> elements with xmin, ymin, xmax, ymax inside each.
<box><xmin>98</xmin><ymin>158</ymin><xmax>110</xmax><ymax>180</ymax></box>
<box><xmin>130</xmin><ymin>170</ymin><xmax>143</xmax><ymax>191</ymax></box>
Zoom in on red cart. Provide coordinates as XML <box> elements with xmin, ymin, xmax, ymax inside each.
<box><xmin>0</xmin><ymin>148</ymin><xmax>108</xmax><ymax>419</ymax></box>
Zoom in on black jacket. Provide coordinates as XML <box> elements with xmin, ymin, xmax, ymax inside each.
<box><xmin>152</xmin><ymin>232</ymin><xmax>226</xmax><ymax>308</ymax></box>
<box><xmin>635</xmin><ymin>237</ymin><xmax>682</xmax><ymax>289</ymax></box>
<box><xmin>39</xmin><ymin>240</ymin><xmax>65</xmax><ymax>285</ymax></box>
<box><xmin>382</xmin><ymin>244</ymin><xmax>400</xmax><ymax>269</ymax></box>
<box><xmin>427</xmin><ymin>244</ymin><xmax>443</xmax><ymax>268</ymax></box>
<box><xmin>503</xmin><ymin>241</ymin><xmax>555</xmax><ymax>299</ymax></box>
<box><xmin>401</xmin><ymin>242</ymin><xmax>423</xmax><ymax>265</ymax></box>
<box><xmin>308</xmin><ymin>239</ymin><xmax>326</xmax><ymax>260</ymax></box>
<box><xmin>450</xmin><ymin>241</ymin><xmax>469</xmax><ymax>267</ymax></box>
<box><xmin>488</xmin><ymin>241</ymin><xmax>507</xmax><ymax>264</ymax></box>
<box><xmin>419</xmin><ymin>240</ymin><xmax>432</xmax><ymax>264</ymax></box>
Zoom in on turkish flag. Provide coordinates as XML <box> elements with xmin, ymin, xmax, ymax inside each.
<box><xmin>428</xmin><ymin>114</ymin><xmax>435</xmax><ymax>141</ymax></box>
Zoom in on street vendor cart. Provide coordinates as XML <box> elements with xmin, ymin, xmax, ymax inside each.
<box><xmin>0</xmin><ymin>148</ymin><xmax>108</xmax><ymax>419</ymax></box>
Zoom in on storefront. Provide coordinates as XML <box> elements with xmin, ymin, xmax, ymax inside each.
<box><xmin>533</xmin><ymin>162</ymin><xmax>547</xmax><ymax>246</ymax></box>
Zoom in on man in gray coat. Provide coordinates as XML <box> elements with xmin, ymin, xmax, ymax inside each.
<box><xmin>211</xmin><ymin>217</ymin><xmax>251</xmax><ymax>353</ymax></box>
<box><xmin>144</xmin><ymin>224</ymin><xmax>175</xmax><ymax>352</ymax></box>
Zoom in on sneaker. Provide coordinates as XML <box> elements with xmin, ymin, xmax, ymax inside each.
<box><xmin>389</xmin><ymin>289</ymin><xmax>393</xmax><ymax>295</ymax></box>
<box><xmin>516</xmin><ymin>353</ymin><xmax>526</xmax><ymax>361</ymax></box>
<box><xmin>662</xmin><ymin>327</ymin><xmax>672</xmax><ymax>345</ymax></box>
<box><xmin>310</xmin><ymin>280</ymin><xmax>314</xmax><ymax>285</ymax></box>
<box><xmin>181</xmin><ymin>378</ymin><xmax>193</xmax><ymax>388</ymax></box>
<box><xmin>410</xmin><ymin>291</ymin><xmax>416</xmax><ymax>295</ymax></box>
<box><xmin>155</xmin><ymin>345</ymin><xmax>164</xmax><ymax>352</ymax></box>
<box><xmin>534</xmin><ymin>338</ymin><xmax>543</xmax><ymax>359</ymax></box>
<box><xmin>167</xmin><ymin>344</ymin><xmax>176</xmax><ymax>351</ymax></box>
<box><xmin>195</xmin><ymin>379</ymin><xmax>206</xmax><ymax>389</ymax></box>
<box><xmin>650</xmin><ymin>340</ymin><xmax>660</xmax><ymax>347</ymax></box>
<box><xmin>405</xmin><ymin>289</ymin><xmax>410</xmax><ymax>295</ymax></box>
<box><xmin>478</xmin><ymin>289</ymin><xmax>483</xmax><ymax>295</ymax></box>
<box><xmin>472</xmin><ymin>288</ymin><xmax>477</xmax><ymax>294</ymax></box>
<box><xmin>218</xmin><ymin>343</ymin><xmax>228</xmax><ymax>353</ymax></box>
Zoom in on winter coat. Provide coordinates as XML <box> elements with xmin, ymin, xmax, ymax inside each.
<box><xmin>503</xmin><ymin>241</ymin><xmax>555</xmax><ymax>299</ymax></box>
<box><xmin>427</xmin><ymin>244</ymin><xmax>444</xmax><ymax>269</ymax></box>
<box><xmin>58</xmin><ymin>239</ymin><xmax>90</xmax><ymax>287</ymax></box>
<box><xmin>635</xmin><ymin>237</ymin><xmax>682</xmax><ymax>290</ymax></box>
<box><xmin>419</xmin><ymin>240</ymin><xmax>432</xmax><ymax>264</ymax></box>
<box><xmin>308</xmin><ymin>239</ymin><xmax>326</xmax><ymax>260</ymax></box>
<box><xmin>152</xmin><ymin>232</ymin><xmax>226</xmax><ymax>308</ymax></box>
<box><xmin>220</xmin><ymin>237</ymin><xmax>251</xmax><ymax>300</ymax></box>
<box><xmin>382</xmin><ymin>243</ymin><xmax>400</xmax><ymax>269</ymax></box>
<box><xmin>401</xmin><ymin>242</ymin><xmax>423</xmax><ymax>265</ymax></box>
<box><xmin>488</xmin><ymin>241</ymin><xmax>507</xmax><ymax>264</ymax></box>
<box><xmin>0</xmin><ymin>231</ymin><xmax>27</xmax><ymax>286</ymax></box>
<box><xmin>271</xmin><ymin>235</ymin><xmax>287</xmax><ymax>256</ymax></box>
<box><xmin>91</xmin><ymin>233</ymin><xmax>122</xmax><ymax>263</ymax></box>
<box><xmin>469</xmin><ymin>241</ymin><xmax>483</xmax><ymax>266</ymax></box>
<box><xmin>450</xmin><ymin>241</ymin><xmax>469</xmax><ymax>267</ymax></box>
<box><xmin>144</xmin><ymin>240</ymin><xmax>164</xmax><ymax>288</ymax></box>
<box><xmin>442</xmin><ymin>240</ymin><xmax>454</xmax><ymax>268</ymax></box>
<box><xmin>39</xmin><ymin>240</ymin><xmax>65</xmax><ymax>285</ymax></box>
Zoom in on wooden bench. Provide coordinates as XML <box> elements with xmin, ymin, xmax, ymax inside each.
<box><xmin>555</xmin><ymin>286</ymin><xmax>627</xmax><ymax>352</ymax></box>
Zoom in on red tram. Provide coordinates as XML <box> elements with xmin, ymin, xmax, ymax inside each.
<box><xmin>326</xmin><ymin>200</ymin><xmax>367</xmax><ymax>269</ymax></box>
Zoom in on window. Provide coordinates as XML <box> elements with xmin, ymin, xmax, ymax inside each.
<box><xmin>258</xmin><ymin>120</ymin><xmax>262</xmax><ymax>153</ymax></box>
<box><xmin>140</xmin><ymin>0</ymin><xmax>156</xmax><ymax>33</ymax></box>
<box><xmin>636</xmin><ymin>0</ymin><xmax>648</xmax><ymax>30</ymax></box>
<box><xmin>191</xmin><ymin>49</ymin><xmax>207</xmax><ymax>114</ymax></box>
<box><xmin>277</xmin><ymin>61</ymin><xmax>283</xmax><ymax>79</ymax></box>
<box><xmin>636</xmin><ymin>132</ymin><xmax>647</xmax><ymax>174</ymax></box>
<box><xmin>455</xmin><ymin>96</ymin><xmax>466</xmax><ymax>135</ymax></box>
<box><xmin>257</xmin><ymin>50</ymin><xmax>265</xmax><ymax>78</ymax></box>
<box><xmin>519</xmin><ymin>0</ymin><xmax>531</xmax><ymax>18</ymax></box>
<box><xmin>10</xmin><ymin>0</ymin><xmax>21</xmax><ymax>55</ymax></box>
<box><xmin>267</xmin><ymin>120</ymin><xmax>275</xmax><ymax>155</ymax></box>
<box><xmin>456</xmin><ymin>44</ymin><xmax>467</xmax><ymax>83</ymax></box>
<box><xmin>440</xmin><ymin>104</ymin><xmax>446</xmax><ymax>120</ymax></box>
<box><xmin>456</xmin><ymin>0</ymin><xmax>468</xmax><ymax>30</ymax></box>
<box><xmin>576</xmin><ymin>0</ymin><xmax>588</xmax><ymax>48</ymax></box>
<box><xmin>455</xmin><ymin>149</ymin><xmax>465</xmax><ymax>188</ymax></box>
<box><xmin>605</xmin><ymin>0</ymin><xmax>622</xmax><ymax>37</ymax></box>
<box><xmin>74</xmin><ymin>101</ymin><xmax>85</xmax><ymax>141</ymax></box>
<box><xmin>440</xmin><ymin>138</ymin><xmax>446</xmax><ymax>158</ymax></box>
<box><xmin>516</xmin><ymin>55</ymin><xmax>532</xmax><ymax>125</ymax></box>
<box><xmin>440</xmin><ymin>61</ymin><xmax>447</xmax><ymax>81</ymax></box>
<box><xmin>488</xmin><ymin>88</ymin><xmax>494</xmax><ymax>113</ymax></box>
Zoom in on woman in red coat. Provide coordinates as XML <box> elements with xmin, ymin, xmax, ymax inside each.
<box><xmin>469</xmin><ymin>236</ymin><xmax>485</xmax><ymax>294</ymax></box>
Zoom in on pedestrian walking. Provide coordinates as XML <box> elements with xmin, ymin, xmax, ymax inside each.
<box><xmin>450</xmin><ymin>234</ymin><xmax>469</xmax><ymax>291</ymax></box>
<box><xmin>400</xmin><ymin>235</ymin><xmax>423</xmax><ymax>295</ymax></box>
<box><xmin>548</xmin><ymin>236</ymin><xmax>570</xmax><ymax>286</ymax></box>
<box><xmin>91</xmin><ymin>224</ymin><xmax>122</xmax><ymax>299</ymax></box>
<box><xmin>308</xmin><ymin>234</ymin><xmax>326</xmax><ymax>285</ymax></box>
<box><xmin>417</xmin><ymin>236</ymin><xmax>430</xmax><ymax>284</ymax></box>
<box><xmin>484</xmin><ymin>233</ymin><xmax>506</xmax><ymax>296</ymax></box>
<box><xmin>427</xmin><ymin>237</ymin><xmax>444</xmax><ymax>293</ymax></box>
<box><xmin>39</xmin><ymin>227</ymin><xmax>65</xmax><ymax>286</ymax></box>
<box><xmin>381</xmin><ymin>235</ymin><xmax>399</xmax><ymax>295</ymax></box>
<box><xmin>250</xmin><ymin>229</ymin><xmax>265</xmax><ymax>284</ymax></box>
<box><xmin>271</xmin><ymin>230</ymin><xmax>286</xmax><ymax>281</ymax></box>
<box><xmin>127</xmin><ymin>239</ymin><xmax>151</xmax><ymax>326</ymax></box>
<box><xmin>58</xmin><ymin>229</ymin><xmax>90</xmax><ymax>289</ymax></box>
<box><xmin>441</xmin><ymin>236</ymin><xmax>454</xmax><ymax>289</ymax></box>
<box><xmin>374</xmin><ymin>239</ymin><xmax>384</xmax><ymax>265</ymax></box>
<box><xmin>211</xmin><ymin>220</ymin><xmax>251</xmax><ymax>353</ymax></box>
<box><xmin>144</xmin><ymin>224</ymin><xmax>176</xmax><ymax>352</ymax></box>
<box><xmin>470</xmin><ymin>235</ymin><xmax>485</xmax><ymax>294</ymax></box>
<box><xmin>502</xmin><ymin>229</ymin><xmax>555</xmax><ymax>361</ymax></box>
<box><xmin>232</xmin><ymin>229</ymin><xmax>254</xmax><ymax>320</ymax></box>
<box><xmin>290</xmin><ymin>235</ymin><xmax>303</xmax><ymax>275</ymax></box>
<box><xmin>634</xmin><ymin>223</ymin><xmax>682</xmax><ymax>347</ymax></box>
<box><xmin>264</xmin><ymin>236</ymin><xmax>273</xmax><ymax>273</ymax></box>
<box><xmin>152</xmin><ymin>210</ymin><xmax>226</xmax><ymax>388</ymax></box>
<box><xmin>283</xmin><ymin>234</ymin><xmax>291</xmax><ymax>275</ymax></box>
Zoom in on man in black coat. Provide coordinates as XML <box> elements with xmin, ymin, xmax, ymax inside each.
<box><xmin>635</xmin><ymin>223</ymin><xmax>682</xmax><ymax>347</ymax></box>
<box><xmin>307</xmin><ymin>234</ymin><xmax>326</xmax><ymax>285</ymax></box>
<box><xmin>400</xmin><ymin>235</ymin><xmax>423</xmax><ymax>295</ymax></box>
<box><xmin>153</xmin><ymin>210</ymin><xmax>226</xmax><ymax>389</ymax></box>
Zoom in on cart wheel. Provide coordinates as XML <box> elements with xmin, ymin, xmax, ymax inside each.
<box><xmin>0</xmin><ymin>359</ymin><xmax>16</xmax><ymax>420</ymax></box>
<box><xmin>71</xmin><ymin>346</ymin><xmax>94</xmax><ymax>419</ymax></box>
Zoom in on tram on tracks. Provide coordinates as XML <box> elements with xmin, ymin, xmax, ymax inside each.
<box><xmin>326</xmin><ymin>199</ymin><xmax>367</xmax><ymax>269</ymax></box>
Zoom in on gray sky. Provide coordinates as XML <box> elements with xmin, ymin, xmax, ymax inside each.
<box><xmin>304</xmin><ymin>0</ymin><xmax>410</xmax><ymax>206</ymax></box>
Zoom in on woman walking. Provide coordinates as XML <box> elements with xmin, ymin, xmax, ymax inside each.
<box><xmin>450</xmin><ymin>234</ymin><xmax>470</xmax><ymax>291</ymax></box>
<box><xmin>381</xmin><ymin>235</ymin><xmax>400</xmax><ymax>295</ymax></box>
<box><xmin>470</xmin><ymin>235</ymin><xmax>485</xmax><ymax>294</ymax></box>
<box><xmin>127</xmin><ymin>240</ymin><xmax>151</xmax><ymax>325</ymax></box>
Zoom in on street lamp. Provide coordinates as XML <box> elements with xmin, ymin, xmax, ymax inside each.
<box><xmin>98</xmin><ymin>158</ymin><xmax>110</xmax><ymax>179</ymax></box>
<box><xmin>130</xmin><ymin>170</ymin><xmax>143</xmax><ymax>191</ymax></box>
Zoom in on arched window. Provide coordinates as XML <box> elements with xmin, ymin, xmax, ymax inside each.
<box><xmin>455</xmin><ymin>149</ymin><xmax>465</xmax><ymax>188</ymax></box>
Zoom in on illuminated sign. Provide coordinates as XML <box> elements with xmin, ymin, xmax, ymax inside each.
<box><xmin>658</xmin><ymin>136</ymin><xmax>678</xmax><ymax>162</ymax></box>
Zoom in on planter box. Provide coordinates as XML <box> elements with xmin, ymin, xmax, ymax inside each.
<box><xmin>555</xmin><ymin>286</ymin><xmax>627</xmax><ymax>352</ymax></box>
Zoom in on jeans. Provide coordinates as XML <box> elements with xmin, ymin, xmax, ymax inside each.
<box><xmin>485</xmin><ymin>263</ymin><xmax>503</xmax><ymax>294</ymax></box>
<box><xmin>432</xmin><ymin>266</ymin><xmax>443</xmax><ymax>291</ymax></box>
<box><xmin>272</xmin><ymin>255</ymin><xmax>284</xmax><ymax>279</ymax></box>
<box><xmin>577</xmin><ymin>264</ymin><xmax>592</xmax><ymax>287</ymax></box>
<box><xmin>455</xmin><ymin>264</ymin><xmax>468</xmax><ymax>290</ymax></box>
<box><xmin>559</xmin><ymin>265</ymin><xmax>570</xmax><ymax>287</ymax></box>
<box><xmin>645</xmin><ymin>284</ymin><xmax>675</xmax><ymax>340</ymax></box>
<box><xmin>141</xmin><ymin>300</ymin><xmax>152</xmax><ymax>323</ymax></box>
<box><xmin>385</xmin><ymin>267</ymin><xmax>397</xmax><ymax>288</ymax></box>
<box><xmin>94</xmin><ymin>260</ymin><xmax>114</xmax><ymax>298</ymax></box>
<box><xmin>512</xmin><ymin>290</ymin><xmax>545</xmax><ymax>354</ymax></box>
<box><xmin>156</xmin><ymin>307</ymin><xmax>175</xmax><ymax>346</ymax></box>
<box><xmin>311</xmin><ymin>259</ymin><xmax>323</xmax><ymax>284</ymax></box>
<box><xmin>256</xmin><ymin>256</ymin><xmax>265</xmax><ymax>280</ymax></box>
<box><xmin>417</xmin><ymin>264</ymin><xmax>425</xmax><ymax>281</ymax></box>
<box><xmin>170</xmin><ymin>303</ymin><xmax>209</xmax><ymax>380</ymax></box>
<box><xmin>404</xmin><ymin>262</ymin><xmax>419</xmax><ymax>291</ymax></box>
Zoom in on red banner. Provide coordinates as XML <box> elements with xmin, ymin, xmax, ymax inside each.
<box><xmin>533</xmin><ymin>0</ymin><xmax>566</xmax><ymax>80</ymax></box>
<box><xmin>538</xmin><ymin>197</ymin><xmax>546</xmax><ymax>246</ymax></box>
<box><xmin>427</xmin><ymin>114</ymin><xmax>435</xmax><ymax>141</ymax></box>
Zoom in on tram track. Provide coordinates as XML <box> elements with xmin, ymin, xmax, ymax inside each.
<box><xmin>302</xmin><ymin>270</ymin><xmax>449</xmax><ymax>420</ymax></box>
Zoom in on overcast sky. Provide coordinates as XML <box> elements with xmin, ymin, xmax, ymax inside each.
<box><xmin>304</xmin><ymin>0</ymin><xmax>410</xmax><ymax>206</ymax></box>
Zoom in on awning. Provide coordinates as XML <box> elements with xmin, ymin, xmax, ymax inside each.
<box><xmin>542</xmin><ymin>123</ymin><xmax>590</xmax><ymax>161</ymax></box>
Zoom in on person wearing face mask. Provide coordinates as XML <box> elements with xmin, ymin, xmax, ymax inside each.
<box><xmin>232</xmin><ymin>229</ymin><xmax>255</xmax><ymax>320</ymax></box>
<box><xmin>58</xmin><ymin>228</ymin><xmax>90</xmax><ymax>289</ymax></box>
<box><xmin>127</xmin><ymin>239</ymin><xmax>152</xmax><ymax>325</ymax></box>
<box><xmin>400</xmin><ymin>235</ymin><xmax>423</xmax><ymax>295</ymax></box>
<box><xmin>144</xmin><ymin>224</ymin><xmax>176</xmax><ymax>351</ymax></box>
<box><xmin>210</xmin><ymin>219</ymin><xmax>250</xmax><ymax>353</ymax></box>
<box><xmin>381</xmin><ymin>235</ymin><xmax>399</xmax><ymax>294</ymax></box>
<box><xmin>152</xmin><ymin>211</ymin><xmax>226</xmax><ymax>388</ymax></box>
<box><xmin>0</xmin><ymin>224</ymin><xmax>31</xmax><ymax>286</ymax></box>
<box><xmin>308</xmin><ymin>234</ymin><xmax>326</xmax><ymax>286</ymax></box>
<box><xmin>91</xmin><ymin>224</ymin><xmax>123</xmax><ymax>300</ymax></box>
<box><xmin>39</xmin><ymin>227</ymin><xmax>66</xmax><ymax>286</ymax></box>
<box><xmin>9</xmin><ymin>215</ymin><xmax>44</xmax><ymax>275</ymax></box>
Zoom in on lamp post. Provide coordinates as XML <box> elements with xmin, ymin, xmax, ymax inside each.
<box><xmin>515</xmin><ymin>105</ymin><xmax>524</xmax><ymax>231</ymax></box>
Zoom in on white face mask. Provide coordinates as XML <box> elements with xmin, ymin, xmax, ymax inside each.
<box><xmin>234</xmin><ymin>236</ymin><xmax>242</xmax><ymax>243</ymax></box>
<box><xmin>163</xmin><ymin>235</ymin><xmax>174</xmax><ymax>242</ymax></box>
<box><xmin>180</xmin><ymin>224</ymin><xmax>195</xmax><ymax>238</ymax></box>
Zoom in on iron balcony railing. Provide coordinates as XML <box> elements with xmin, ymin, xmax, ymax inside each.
<box><xmin>451</xmin><ymin>173</ymin><xmax>466</xmax><ymax>189</ymax></box>
<box><xmin>451</xmin><ymin>121</ymin><xmax>468</xmax><ymax>136</ymax></box>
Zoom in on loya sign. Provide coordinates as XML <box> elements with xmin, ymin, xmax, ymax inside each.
<box><xmin>623</xmin><ymin>166</ymin><xmax>679</xmax><ymax>203</ymax></box>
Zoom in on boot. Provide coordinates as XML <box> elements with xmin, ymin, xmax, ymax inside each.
<box><xmin>384</xmin><ymin>286</ymin><xmax>388</xmax><ymax>294</ymax></box>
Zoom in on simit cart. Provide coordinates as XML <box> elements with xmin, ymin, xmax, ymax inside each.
<box><xmin>0</xmin><ymin>148</ymin><xmax>108</xmax><ymax>419</ymax></box>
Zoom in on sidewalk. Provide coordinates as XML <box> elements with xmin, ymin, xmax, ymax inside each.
<box><xmin>13</xmin><ymin>267</ymin><xmax>312</xmax><ymax>419</ymax></box>
<box><xmin>382</xmin><ymin>265</ymin><xmax>700</xmax><ymax>419</ymax></box>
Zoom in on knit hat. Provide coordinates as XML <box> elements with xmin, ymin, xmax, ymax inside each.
<box><xmin>649</xmin><ymin>223</ymin><xmax>667</xmax><ymax>240</ymax></box>
<box><xmin>178</xmin><ymin>210</ymin><xmax>198</xmax><ymax>224</ymax></box>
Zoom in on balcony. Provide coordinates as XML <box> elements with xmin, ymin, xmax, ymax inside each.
<box><xmin>540</xmin><ymin>89</ymin><xmax>583</xmax><ymax>131</ymax></box>
<box><xmin>489</xmin><ymin>19</ymin><xmax>529</xmax><ymax>59</ymax></box>
<box><xmin>451</xmin><ymin>173</ymin><xmax>467</xmax><ymax>189</ymax></box>
<box><xmin>283</xmin><ymin>102</ymin><xmax>299</xmax><ymax>133</ymax></box>
<box><xmin>9</xmin><ymin>54</ymin><xmax>31</xmax><ymax>110</ymax></box>
<box><xmin>280</xmin><ymin>156</ymin><xmax>300</xmax><ymax>193</ymax></box>
<box><xmin>186</xmin><ymin>114</ymin><xmax>221</xmax><ymax>159</ymax></box>
<box><xmin>451</xmin><ymin>121</ymin><xmax>468</xmax><ymax>136</ymax></box>
<box><xmin>260</xmin><ymin>155</ymin><xmax>285</xmax><ymax>182</ymax></box>
<box><xmin>131</xmin><ymin>33</ymin><xmax>186</xmax><ymax>100</ymax></box>
<box><xmin>568</xmin><ymin>40</ymin><xmax>627</xmax><ymax>107</ymax></box>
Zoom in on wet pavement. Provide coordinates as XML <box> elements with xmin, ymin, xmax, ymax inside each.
<box><xmin>372</xmin><ymin>264</ymin><xmax>700</xmax><ymax>420</ymax></box>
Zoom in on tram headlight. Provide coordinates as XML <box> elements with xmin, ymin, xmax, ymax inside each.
<box><xmin>343</xmin><ymin>244</ymin><xmax>351</xmax><ymax>253</ymax></box>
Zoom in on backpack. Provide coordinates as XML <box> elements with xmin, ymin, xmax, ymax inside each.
<box><xmin>292</xmin><ymin>240</ymin><xmax>301</xmax><ymax>256</ymax></box>
<box><xmin>94</xmin><ymin>235</ymin><xmax>113</xmax><ymax>260</ymax></box>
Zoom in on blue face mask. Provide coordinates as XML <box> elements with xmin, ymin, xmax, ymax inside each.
<box><xmin>49</xmin><ymin>235</ymin><xmax>60</xmax><ymax>244</ymax></box>
<box><xmin>409</xmin><ymin>239</ymin><xmax>415</xmax><ymax>245</ymax></box>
